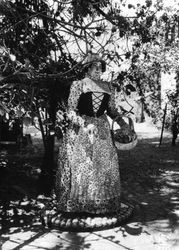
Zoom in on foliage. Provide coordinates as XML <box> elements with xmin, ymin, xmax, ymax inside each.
<box><xmin>0</xmin><ymin>1</ymin><xmax>173</xmax><ymax>103</ymax></box>
<box><xmin>113</xmin><ymin>1</ymin><xmax>179</xmax><ymax>125</ymax></box>
<box><xmin>0</xmin><ymin>0</ymin><xmax>165</xmax><ymax>136</ymax></box>
<box><xmin>165</xmin><ymin>86</ymin><xmax>179</xmax><ymax>146</ymax></box>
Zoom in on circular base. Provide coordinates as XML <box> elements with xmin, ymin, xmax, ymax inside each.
<box><xmin>44</xmin><ymin>202</ymin><xmax>134</xmax><ymax>232</ymax></box>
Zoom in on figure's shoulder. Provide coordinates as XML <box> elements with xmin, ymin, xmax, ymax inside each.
<box><xmin>71</xmin><ymin>79</ymin><xmax>83</xmax><ymax>89</ymax></box>
<box><xmin>72</xmin><ymin>79</ymin><xmax>82</xmax><ymax>85</ymax></box>
<box><xmin>99</xmin><ymin>80</ymin><xmax>111</xmax><ymax>88</ymax></box>
<box><xmin>81</xmin><ymin>77</ymin><xmax>111</xmax><ymax>94</ymax></box>
<box><xmin>97</xmin><ymin>80</ymin><xmax>111</xmax><ymax>94</ymax></box>
<box><xmin>80</xmin><ymin>77</ymin><xmax>92</xmax><ymax>85</ymax></box>
<box><xmin>81</xmin><ymin>77</ymin><xmax>109</xmax><ymax>85</ymax></box>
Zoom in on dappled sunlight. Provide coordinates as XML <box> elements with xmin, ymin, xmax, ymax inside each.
<box><xmin>150</xmin><ymin>141</ymin><xmax>160</xmax><ymax>145</ymax></box>
<box><xmin>163</xmin><ymin>160</ymin><xmax>179</xmax><ymax>164</ymax></box>
<box><xmin>1</xmin><ymin>123</ymin><xmax>179</xmax><ymax>249</ymax></box>
<box><xmin>170</xmin><ymin>197</ymin><xmax>179</xmax><ymax>207</ymax></box>
<box><xmin>146</xmin><ymin>219</ymin><xmax>173</xmax><ymax>232</ymax></box>
<box><xmin>1</xmin><ymin>228</ymin><xmax>50</xmax><ymax>250</ymax></box>
<box><xmin>120</xmin><ymin>137</ymin><xmax>179</xmax><ymax>241</ymax></box>
<box><xmin>161</xmin><ymin>170</ymin><xmax>179</xmax><ymax>176</ymax></box>
<box><xmin>160</xmin><ymin>170</ymin><xmax>179</xmax><ymax>189</ymax></box>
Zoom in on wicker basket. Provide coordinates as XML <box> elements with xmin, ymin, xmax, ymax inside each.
<box><xmin>112</xmin><ymin>116</ymin><xmax>138</xmax><ymax>150</ymax></box>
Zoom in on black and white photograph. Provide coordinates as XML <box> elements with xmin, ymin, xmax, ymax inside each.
<box><xmin>0</xmin><ymin>0</ymin><xmax>179</xmax><ymax>249</ymax></box>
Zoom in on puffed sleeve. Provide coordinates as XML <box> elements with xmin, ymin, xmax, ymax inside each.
<box><xmin>67</xmin><ymin>80</ymin><xmax>85</xmax><ymax>127</ymax></box>
<box><xmin>68</xmin><ymin>80</ymin><xmax>83</xmax><ymax>111</ymax></box>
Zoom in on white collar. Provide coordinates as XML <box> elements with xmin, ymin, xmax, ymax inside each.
<box><xmin>82</xmin><ymin>77</ymin><xmax>111</xmax><ymax>94</ymax></box>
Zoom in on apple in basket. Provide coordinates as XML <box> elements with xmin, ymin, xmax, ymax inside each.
<box><xmin>113</xmin><ymin>128</ymin><xmax>136</xmax><ymax>143</ymax></box>
<box><xmin>112</xmin><ymin>116</ymin><xmax>138</xmax><ymax>150</ymax></box>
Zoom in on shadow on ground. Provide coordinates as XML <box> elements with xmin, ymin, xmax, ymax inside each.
<box><xmin>0</xmin><ymin>134</ymin><xmax>179</xmax><ymax>249</ymax></box>
<box><xmin>119</xmin><ymin>137</ymin><xmax>179</xmax><ymax>237</ymax></box>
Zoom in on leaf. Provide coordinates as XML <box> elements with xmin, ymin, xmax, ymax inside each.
<box><xmin>128</xmin><ymin>4</ymin><xmax>135</xmax><ymax>9</ymax></box>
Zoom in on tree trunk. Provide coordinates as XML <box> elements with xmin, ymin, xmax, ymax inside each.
<box><xmin>171</xmin><ymin>117</ymin><xmax>178</xmax><ymax>146</ymax></box>
<box><xmin>38</xmin><ymin>134</ymin><xmax>56</xmax><ymax>195</ymax></box>
<box><xmin>38</xmin><ymin>83</ymin><xmax>58</xmax><ymax>195</ymax></box>
<box><xmin>0</xmin><ymin>116</ymin><xmax>2</xmax><ymax>144</ymax></box>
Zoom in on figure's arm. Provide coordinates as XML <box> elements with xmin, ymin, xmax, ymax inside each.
<box><xmin>56</xmin><ymin>80</ymin><xmax>84</xmax><ymax>138</ymax></box>
<box><xmin>67</xmin><ymin>80</ymin><xmax>85</xmax><ymax>126</ymax></box>
<box><xmin>68</xmin><ymin>80</ymin><xmax>82</xmax><ymax>111</ymax></box>
<box><xmin>107</xmin><ymin>86</ymin><xmax>128</xmax><ymax>128</ymax></box>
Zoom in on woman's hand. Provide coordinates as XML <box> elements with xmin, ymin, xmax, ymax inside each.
<box><xmin>83</xmin><ymin>124</ymin><xmax>98</xmax><ymax>144</ymax></box>
<box><xmin>83</xmin><ymin>124</ymin><xmax>97</xmax><ymax>134</ymax></box>
<box><xmin>67</xmin><ymin>110</ymin><xmax>85</xmax><ymax>127</ymax></box>
<box><xmin>116</xmin><ymin>117</ymin><xmax>134</xmax><ymax>140</ymax></box>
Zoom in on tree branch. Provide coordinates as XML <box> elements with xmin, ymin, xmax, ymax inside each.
<box><xmin>92</xmin><ymin>5</ymin><xmax>117</xmax><ymax>26</ymax></box>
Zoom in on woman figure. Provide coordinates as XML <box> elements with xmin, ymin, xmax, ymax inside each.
<box><xmin>55</xmin><ymin>53</ymin><xmax>133</xmax><ymax>228</ymax></box>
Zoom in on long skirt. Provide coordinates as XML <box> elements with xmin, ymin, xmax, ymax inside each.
<box><xmin>55</xmin><ymin>114</ymin><xmax>121</xmax><ymax>214</ymax></box>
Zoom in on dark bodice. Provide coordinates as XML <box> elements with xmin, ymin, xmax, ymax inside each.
<box><xmin>77</xmin><ymin>92</ymin><xmax>110</xmax><ymax>117</ymax></box>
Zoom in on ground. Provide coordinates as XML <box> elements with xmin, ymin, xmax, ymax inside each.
<box><xmin>0</xmin><ymin>121</ymin><xmax>179</xmax><ymax>250</ymax></box>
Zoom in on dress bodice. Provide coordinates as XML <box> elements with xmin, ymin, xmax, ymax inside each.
<box><xmin>77</xmin><ymin>92</ymin><xmax>110</xmax><ymax>117</ymax></box>
<box><xmin>92</xmin><ymin>92</ymin><xmax>104</xmax><ymax>113</ymax></box>
<box><xmin>75</xmin><ymin>77</ymin><xmax>111</xmax><ymax>117</ymax></box>
<box><xmin>67</xmin><ymin>77</ymin><xmax>119</xmax><ymax>119</ymax></box>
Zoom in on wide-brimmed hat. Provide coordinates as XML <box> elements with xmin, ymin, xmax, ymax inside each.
<box><xmin>83</xmin><ymin>53</ymin><xmax>106</xmax><ymax>72</ymax></box>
